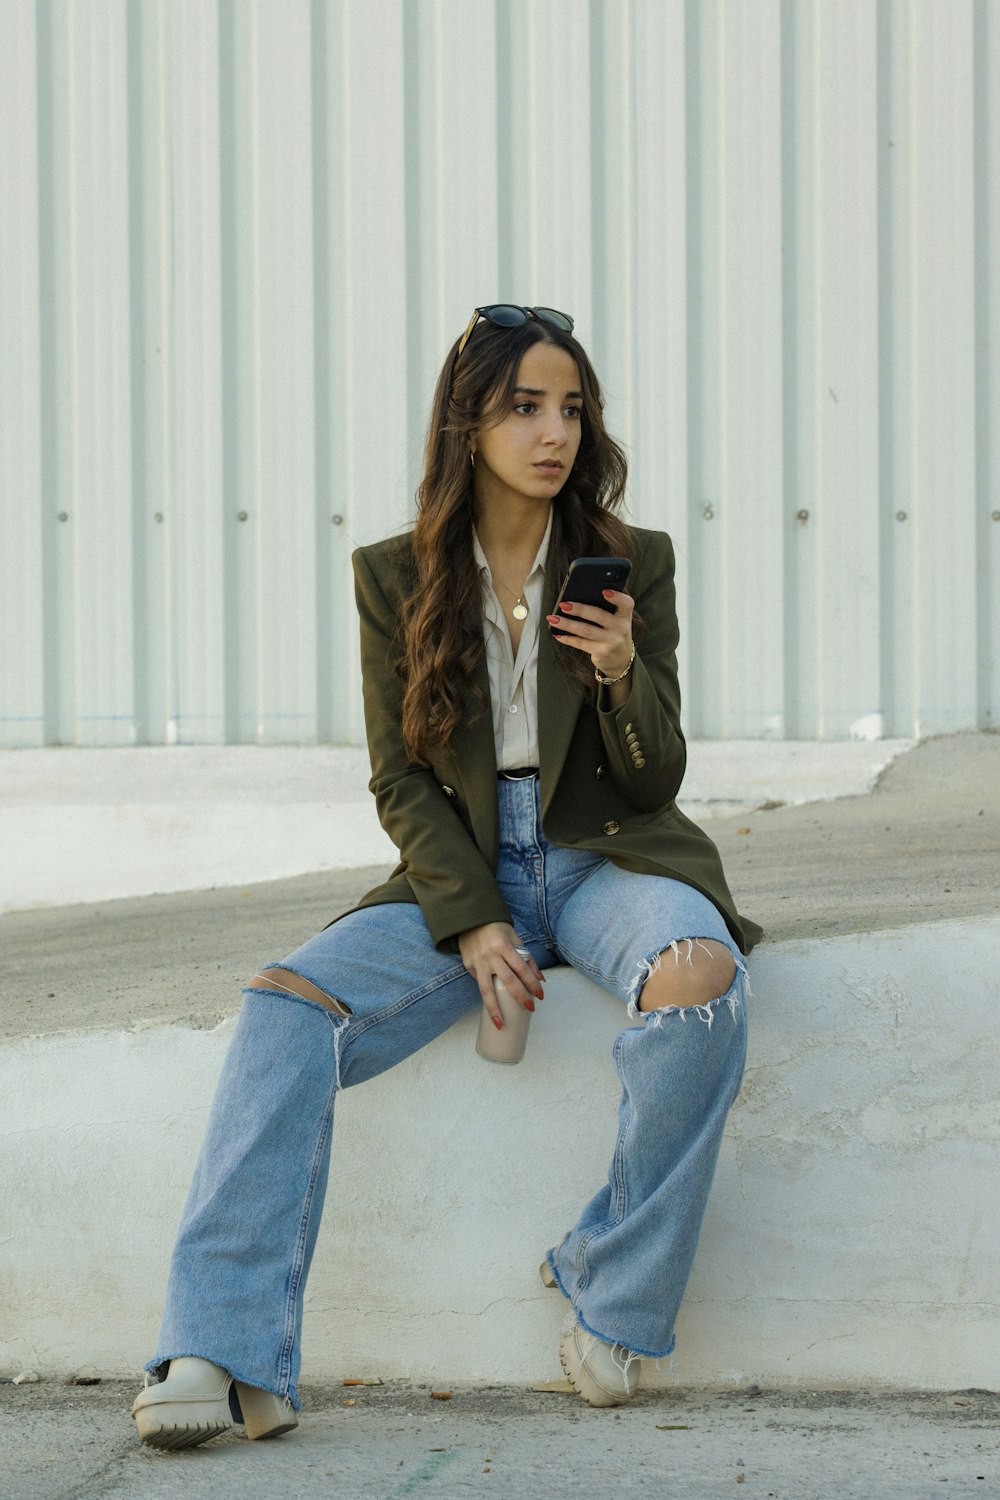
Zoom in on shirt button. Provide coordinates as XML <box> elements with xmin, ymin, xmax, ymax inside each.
<box><xmin>603</xmin><ymin>820</ymin><xmax>621</xmax><ymax>836</ymax></box>
<box><xmin>509</xmin><ymin>703</ymin><xmax>518</xmax><ymax>714</ymax></box>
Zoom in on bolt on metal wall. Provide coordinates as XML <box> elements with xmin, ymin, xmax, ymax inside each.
<box><xmin>1</xmin><ymin>0</ymin><xmax>998</xmax><ymax>747</ymax></box>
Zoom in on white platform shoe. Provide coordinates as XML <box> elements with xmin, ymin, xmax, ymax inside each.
<box><xmin>558</xmin><ymin>1317</ymin><xmax>642</xmax><ymax>1407</ymax></box>
<box><xmin>540</xmin><ymin>1259</ymin><xmax>642</xmax><ymax>1407</ymax></box>
<box><xmin>131</xmin><ymin>1357</ymin><xmax>298</xmax><ymax>1450</ymax></box>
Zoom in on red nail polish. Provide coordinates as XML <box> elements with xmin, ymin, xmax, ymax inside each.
<box><xmin>525</xmin><ymin>1000</ymin><xmax>535</xmax><ymax>1013</ymax></box>
<box><xmin>559</xmin><ymin>600</ymin><xmax>573</xmax><ymax>610</ymax></box>
<box><xmin>535</xmin><ymin>988</ymin><xmax>544</xmax><ymax>1001</ymax></box>
<box><xmin>492</xmin><ymin>1014</ymin><xmax>503</xmax><ymax>1030</ymax></box>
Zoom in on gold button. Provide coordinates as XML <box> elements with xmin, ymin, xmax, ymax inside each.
<box><xmin>595</xmin><ymin>764</ymin><xmax>605</xmax><ymax>779</ymax></box>
<box><xmin>603</xmin><ymin>820</ymin><xmax>621</xmax><ymax>836</ymax></box>
<box><xmin>624</xmin><ymin>722</ymin><xmax>633</xmax><ymax>734</ymax></box>
<box><xmin>626</xmin><ymin>732</ymin><xmax>638</xmax><ymax>745</ymax></box>
<box><xmin>442</xmin><ymin>785</ymin><xmax>456</xmax><ymax>798</ymax></box>
<box><xmin>635</xmin><ymin>757</ymin><xmax>646</xmax><ymax>768</ymax></box>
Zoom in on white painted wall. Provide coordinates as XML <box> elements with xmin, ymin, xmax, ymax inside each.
<box><xmin>3</xmin><ymin>917</ymin><xmax>998</xmax><ymax>1389</ymax></box>
<box><xmin>1</xmin><ymin>0</ymin><xmax>998</xmax><ymax>749</ymax></box>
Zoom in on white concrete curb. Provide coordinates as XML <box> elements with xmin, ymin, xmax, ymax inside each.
<box><xmin>3</xmin><ymin>914</ymin><xmax>996</xmax><ymax>1389</ymax></box>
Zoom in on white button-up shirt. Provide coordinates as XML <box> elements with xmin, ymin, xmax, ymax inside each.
<box><xmin>472</xmin><ymin>508</ymin><xmax>553</xmax><ymax>771</ymax></box>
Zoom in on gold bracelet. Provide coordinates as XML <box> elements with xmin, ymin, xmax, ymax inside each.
<box><xmin>594</xmin><ymin>642</ymin><xmax>636</xmax><ymax>686</ymax></box>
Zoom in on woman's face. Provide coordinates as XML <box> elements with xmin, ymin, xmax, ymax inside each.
<box><xmin>472</xmin><ymin>341</ymin><xmax>583</xmax><ymax>511</ymax></box>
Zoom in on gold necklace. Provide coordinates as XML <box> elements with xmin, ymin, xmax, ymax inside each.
<box><xmin>494</xmin><ymin>575</ymin><xmax>530</xmax><ymax>621</ymax></box>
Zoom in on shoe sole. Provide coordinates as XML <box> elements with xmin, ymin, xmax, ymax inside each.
<box><xmin>133</xmin><ymin>1404</ymin><xmax>234</xmax><ymax>1450</ymax></box>
<box><xmin>539</xmin><ymin>1259</ymin><xmax>557</xmax><ymax>1289</ymax></box>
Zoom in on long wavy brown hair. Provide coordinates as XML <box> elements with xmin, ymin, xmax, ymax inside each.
<box><xmin>398</xmin><ymin>316</ymin><xmax>636</xmax><ymax>765</ymax></box>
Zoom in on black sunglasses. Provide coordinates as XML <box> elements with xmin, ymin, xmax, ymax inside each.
<box><xmin>456</xmin><ymin>304</ymin><xmax>574</xmax><ymax>359</ymax></box>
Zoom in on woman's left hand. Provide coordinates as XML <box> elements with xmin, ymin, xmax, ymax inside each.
<box><xmin>546</xmin><ymin>589</ymin><xmax>635</xmax><ymax>679</ymax></box>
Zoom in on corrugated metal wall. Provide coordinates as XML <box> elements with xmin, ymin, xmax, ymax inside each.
<box><xmin>2</xmin><ymin>0</ymin><xmax>998</xmax><ymax>748</ymax></box>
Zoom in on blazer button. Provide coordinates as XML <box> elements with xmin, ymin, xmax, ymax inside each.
<box><xmin>595</xmin><ymin>764</ymin><xmax>605</xmax><ymax>779</ymax></box>
<box><xmin>634</xmin><ymin>757</ymin><xmax>646</xmax><ymax>768</ymax></box>
<box><xmin>442</xmin><ymin>784</ymin><xmax>457</xmax><ymax>798</ymax></box>
<box><xmin>626</xmin><ymin>732</ymin><xmax>638</xmax><ymax>745</ymax></box>
<box><xmin>624</xmin><ymin>722</ymin><xmax>633</xmax><ymax>734</ymax></box>
<box><xmin>603</xmin><ymin>820</ymin><xmax>621</xmax><ymax>836</ymax></box>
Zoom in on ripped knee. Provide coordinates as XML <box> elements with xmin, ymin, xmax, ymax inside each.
<box><xmin>247</xmin><ymin>965</ymin><xmax>352</xmax><ymax>1018</ymax></box>
<box><xmin>636</xmin><ymin>938</ymin><xmax>737</xmax><ymax>1013</ymax></box>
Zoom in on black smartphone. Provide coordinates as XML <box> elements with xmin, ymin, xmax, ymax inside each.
<box><xmin>550</xmin><ymin>556</ymin><xmax>632</xmax><ymax>626</ymax></box>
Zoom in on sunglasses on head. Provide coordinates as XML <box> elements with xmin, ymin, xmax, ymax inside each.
<box><xmin>456</xmin><ymin>305</ymin><xmax>574</xmax><ymax>359</ymax></box>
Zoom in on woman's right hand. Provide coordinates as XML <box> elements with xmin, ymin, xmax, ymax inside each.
<box><xmin>457</xmin><ymin>922</ymin><xmax>545</xmax><ymax>1028</ymax></box>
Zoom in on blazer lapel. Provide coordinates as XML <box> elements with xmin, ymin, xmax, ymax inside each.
<box><xmin>442</xmin><ymin>647</ymin><xmax>501</xmax><ymax>857</ymax></box>
<box><xmin>538</xmin><ymin>557</ymin><xmax>586</xmax><ymax>817</ymax></box>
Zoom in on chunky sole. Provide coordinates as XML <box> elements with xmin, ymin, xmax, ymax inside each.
<box><xmin>132</xmin><ymin>1402</ymin><xmax>234</xmax><ymax>1451</ymax></box>
<box><xmin>559</xmin><ymin>1326</ymin><xmax>641</xmax><ymax>1409</ymax></box>
<box><xmin>539</xmin><ymin>1259</ymin><xmax>557</xmax><ymax>1289</ymax></box>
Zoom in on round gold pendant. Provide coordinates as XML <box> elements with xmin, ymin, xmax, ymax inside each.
<box><xmin>512</xmin><ymin>602</ymin><xmax>528</xmax><ymax>621</ymax></box>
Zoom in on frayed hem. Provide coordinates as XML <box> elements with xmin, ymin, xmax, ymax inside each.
<box><xmin>563</xmin><ymin>1306</ymin><xmax>677</xmax><ymax>1363</ymax></box>
<box><xmin>143</xmin><ymin>1352</ymin><xmax>301</xmax><ymax>1416</ymax></box>
<box><xmin>626</xmin><ymin>938</ymin><xmax>749</xmax><ymax>1028</ymax></box>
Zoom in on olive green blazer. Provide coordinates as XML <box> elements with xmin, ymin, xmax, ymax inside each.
<box><xmin>338</xmin><ymin>525</ymin><xmax>762</xmax><ymax>956</ymax></box>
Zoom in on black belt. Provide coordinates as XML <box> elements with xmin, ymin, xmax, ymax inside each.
<box><xmin>498</xmin><ymin>767</ymin><xmax>538</xmax><ymax>780</ymax></box>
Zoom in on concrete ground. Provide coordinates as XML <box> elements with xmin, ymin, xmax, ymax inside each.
<box><xmin>2</xmin><ymin>731</ymin><xmax>997</xmax><ymax>1040</ymax></box>
<box><xmin>3</xmin><ymin>1380</ymin><xmax>998</xmax><ymax>1500</ymax></box>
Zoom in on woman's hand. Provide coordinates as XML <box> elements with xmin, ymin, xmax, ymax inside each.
<box><xmin>458</xmin><ymin>921</ymin><xmax>544</xmax><ymax>1029</ymax></box>
<box><xmin>546</xmin><ymin>589</ymin><xmax>635</xmax><ymax>680</ymax></box>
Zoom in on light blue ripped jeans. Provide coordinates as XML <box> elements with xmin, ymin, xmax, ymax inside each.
<box><xmin>148</xmin><ymin>776</ymin><xmax>748</xmax><ymax>1410</ymax></box>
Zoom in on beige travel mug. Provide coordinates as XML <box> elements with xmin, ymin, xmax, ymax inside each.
<box><xmin>475</xmin><ymin>975</ymin><xmax>532</xmax><ymax>1065</ymax></box>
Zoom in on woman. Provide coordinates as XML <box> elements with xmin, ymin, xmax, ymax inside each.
<box><xmin>132</xmin><ymin>304</ymin><xmax>761</xmax><ymax>1448</ymax></box>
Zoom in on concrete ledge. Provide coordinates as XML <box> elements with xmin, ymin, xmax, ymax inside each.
<box><xmin>3</xmin><ymin>735</ymin><xmax>996</xmax><ymax>1389</ymax></box>
<box><xmin>3</xmin><ymin>915</ymin><xmax>998</xmax><ymax>1390</ymax></box>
